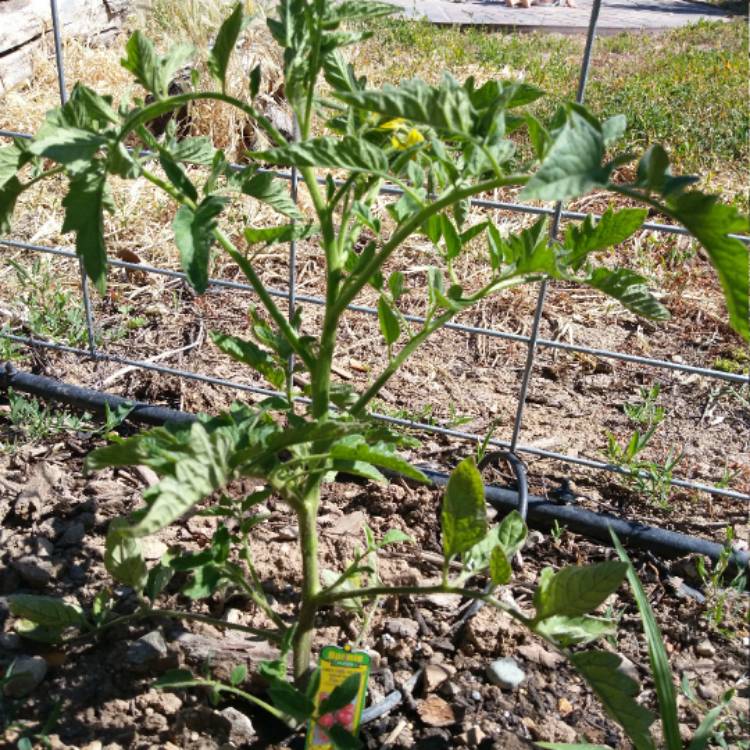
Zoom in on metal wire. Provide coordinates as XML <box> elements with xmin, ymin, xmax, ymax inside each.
<box><xmin>511</xmin><ymin>0</ymin><xmax>602</xmax><ymax>453</ymax></box>
<box><xmin>2</xmin><ymin>236</ymin><xmax>748</xmax><ymax>386</ymax></box>
<box><xmin>48</xmin><ymin>0</ymin><xmax>98</xmax><ymax>359</ymax></box>
<box><xmin>1</xmin><ymin>2</ymin><xmax>748</xmax><ymax>504</ymax></box>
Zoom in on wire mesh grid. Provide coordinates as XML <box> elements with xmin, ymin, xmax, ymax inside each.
<box><xmin>0</xmin><ymin>0</ymin><xmax>748</xmax><ymax>502</ymax></box>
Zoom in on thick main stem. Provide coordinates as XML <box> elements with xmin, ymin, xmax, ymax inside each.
<box><xmin>292</xmin><ymin>486</ymin><xmax>321</xmax><ymax>682</ymax></box>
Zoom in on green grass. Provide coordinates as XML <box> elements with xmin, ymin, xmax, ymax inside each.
<box><xmin>358</xmin><ymin>18</ymin><xmax>748</xmax><ymax>184</ymax></box>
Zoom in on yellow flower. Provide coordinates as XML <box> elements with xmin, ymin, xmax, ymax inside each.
<box><xmin>391</xmin><ymin>127</ymin><xmax>425</xmax><ymax>151</ymax></box>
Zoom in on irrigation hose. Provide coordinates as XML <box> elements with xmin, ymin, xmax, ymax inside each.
<box><xmin>1</xmin><ymin>362</ymin><xmax>747</xmax><ymax>574</ymax></box>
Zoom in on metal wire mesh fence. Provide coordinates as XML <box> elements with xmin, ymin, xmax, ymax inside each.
<box><xmin>1</xmin><ymin>0</ymin><xmax>748</xmax><ymax>502</ymax></box>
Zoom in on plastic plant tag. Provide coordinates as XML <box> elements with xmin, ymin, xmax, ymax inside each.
<box><xmin>305</xmin><ymin>645</ymin><xmax>371</xmax><ymax>749</ymax></box>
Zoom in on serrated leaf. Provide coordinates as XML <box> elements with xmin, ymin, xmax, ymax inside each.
<box><xmin>173</xmin><ymin>195</ymin><xmax>227</xmax><ymax>293</ymax></box>
<box><xmin>584</xmin><ymin>268</ymin><xmax>668</xmax><ymax>321</ymax></box>
<box><xmin>8</xmin><ymin>595</ymin><xmax>86</xmax><ymax>629</ymax></box>
<box><xmin>521</xmin><ymin>111</ymin><xmax>611</xmax><ymax>202</ymax></box>
<box><xmin>208</xmin><ymin>2</ymin><xmax>244</xmax><ymax>91</ymax></box>
<box><xmin>571</xmin><ymin>650</ymin><xmax>656</xmax><ymax>750</ymax></box>
<box><xmin>105</xmin><ymin>519</ymin><xmax>148</xmax><ymax>591</ymax></box>
<box><xmin>0</xmin><ymin>176</ymin><xmax>24</xmax><ymax>234</ymax></box>
<box><xmin>145</xmin><ymin>562</ymin><xmax>174</xmax><ymax>602</ymax></box>
<box><xmin>337</xmin><ymin>75</ymin><xmax>475</xmax><ymax>135</ymax></box>
<box><xmin>563</xmin><ymin>208</ymin><xmax>647</xmax><ymax>269</ymax></box>
<box><xmin>667</xmin><ymin>191</ymin><xmax>749</xmax><ymax>341</ymax></box>
<box><xmin>269</xmin><ymin>679</ymin><xmax>315</xmax><ymax>722</ymax></box>
<box><xmin>329</xmin><ymin>436</ymin><xmax>428</xmax><ymax>483</ymax></box>
<box><xmin>0</xmin><ymin>143</ymin><xmax>22</xmax><ymax>187</ymax></box>
<box><xmin>489</xmin><ymin>545</ymin><xmax>511</xmax><ymax>585</ymax></box>
<box><xmin>29</xmin><ymin>123</ymin><xmax>107</xmax><ymax>173</ymax></box>
<box><xmin>211</xmin><ymin>332</ymin><xmax>285</xmax><ymax>389</ymax></box>
<box><xmin>61</xmin><ymin>167</ymin><xmax>113</xmax><ymax>294</ymax></box>
<box><xmin>169</xmin><ymin>136</ymin><xmax>217</xmax><ymax>165</ymax></box>
<box><xmin>182</xmin><ymin>564</ymin><xmax>223</xmax><ymax>599</ymax></box>
<box><xmin>442</xmin><ymin>457</ymin><xmax>487</xmax><ymax>558</ymax></box>
<box><xmin>121</xmin><ymin>32</ymin><xmax>193</xmax><ymax>99</ymax></box>
<box><xmin>251</xmin><ymin>136</ymin><xmax>388</xmax><ymax>173</ymax></box>
<box><xmin>377</xmin><ymin>297</ymin><xmax>400</xmax><ymax>345</ymax></box>
<box><xmin>533</xmin><ymin>614</ymin><xmax>615</xmax><ymax>646</ymax></box>
<box><xmin>237</xmin><ymin>171</ymin><xmax>302</xmax><ymax>219</ymax></box>
<box><xmin>635</xmin><ymin>144</ymin><xmax>697</xmax><ymax>198</ymax></box>
<box><xmin>533</xmin><ymin>561</ymin><xmax>627</xmax><ymax>621</ymax></box>
<box><xmin>160</xmin><ymin>150</ymin><xmax>197</xmax><ymax>201</ymax></box>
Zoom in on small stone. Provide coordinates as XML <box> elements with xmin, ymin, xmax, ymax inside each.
<box><xmin>557</xmin><ymin>697</ymin><xmax>573</xmax><ymax>716</ymax></box>
<box><xmin>35</xmin><ymin>536</ymin><xmax>55</xmax><ymax>557</ymax></box>
<box><xmin>697</xmin><ymin>681</ymin><xmax>719</xmax><ymax>701</ymax></box>
<box><xmin>81</xmin><ymin>742</ymin><xmax>103</xmax><ymax>750</ymax></box>
<box><xmin>524</xmin><ymin>530</ymin><xmax>545</xmax><ymax>549</ymax></box>
<box><xmin>486</xmin><ymin>657</ymin><xmax>525</xmax><ymax>690</ymax></box>
<box><xmin>2</xmin><ymin>655</ymin><xmax>48</xmax><ymax>697</ymax></box>
<box><xmin>617</xmin><ymin>656</ymin><xmax>640</xmax><ymax>685</ymax></box>
<box><xmin>0</xmin><ymin>632</ymin><xmax>22</xmax><ymax>651</ymax></box>
<box><xmin>220</xmin><ymin>706</ymin><xmax>256</xmax><ymax>744</ymax></box>
<box><xmin>423</xmin><ymin>663</ymin><xmax>452</xmax><ymax>693</ymax></box>
<box><xmin>127</xmin><ymin>630</ymin><xmax>168</xmax><ymax>672</ymax></box>
<box><xmin>59</xmin><ymin>521</ymin><xmax>86</xmax><ymax>547</ymax></box>
<box><xmin>470</xmin><ymin>690</ymin><xmax>482</xmax><ymax>702</ymax></box>
<box><xmin>695</xmin><ymin>639</ymin><xmax>715</xmax><ymax>658</ymax></box>
<box><xmin>439</xmin><ymin>681</ymin><xmax>461</xmax><ymax>699</ymax></box>
<box><xmin>385</xmin><ymin>617</ymin><xmax>419</xmax><ymax>639</ymax></box>
<box><xmin>0</xmin><ymin>596</ymin><xmax>9</xmax><ymax>627</ymax></box>
<box><xmin>465</xmin><ymin>726</ymin><xmax>486</xmax><ymax>746</ymax></box>
<box><xmin>11</xmin><ymin>557</ymin><xmax>52</xmax><ymax>588</ymax></box>
<box><xmin>417</xmin><ymin>695</ymin><xmax>456</xmax><ymax>727</ymax></box>
<box><xmin>141</xmin><ymin>538</ymin><xmax>168</xmax><ymax>561</ymax></box>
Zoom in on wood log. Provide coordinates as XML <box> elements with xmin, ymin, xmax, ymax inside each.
<box><xmin>0</xmin><ymin>0</ymin><xmax>130</xmax><ymax>95</ymax></box>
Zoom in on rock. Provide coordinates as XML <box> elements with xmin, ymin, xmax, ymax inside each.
<box><xmin>524</xmin><ymin>530</ymin><xmax>545</xmax><ymax>549</ymax></box>
<box><xmin>470</xmin><ymin>690</ymin><xmax>482</xmax><ymax>702</ymax></box>
<box><xmin>0</xmin><ymin>632</ymin><xmax>22</xmax><ymax>651</ymax></box>
<box><xmin>439</xmin><ymin>680</ymin><xmax>461</xmax><ymax>699</ymax></box>
<box><xmin>141</xmin><ymin>538</ymin><xmax>168</xmax><ymax>561</ymax></box>
<box><xmin>486</xmin><ymin>657</ymin><xmax>525</xmax><ymax>690</ymax></box>
<box><xmin>557</xmin><ymin>697</ymin><xmax>573</xmax><ymax>716</ymax></box>
<box><xmin>0</xmin><ymin>595</ymin><xmax>9</xmax><ymax>627</ymax></box>
<box><xmin>697</xmin><ymin>681</ymin><xmax>720</xmax><ymax>701</ymax></box>
<box><xmin>385</xmin><ymin>617</ymin><xmax>419</xmax><ymax>639</ymax></box>
<box><xmin>417</xmin><ymin>695</ymin><xmax>456</xmax><ymax>727</ymax></box>
<box><xmin>126</xmin><ymin>630</ymin><xmax>169</xmax><ymax>672</ymax></box>
<box><xmin>11</xmin><ymin>556</ymin><xmax>52</xmax><ymax>588</ymax></box>
<box><xmin>81</xmin><ymin>742</ymin><xmax>103</xmax><ymax>750</ymax></box>
<box><xmin>541</xmin><ymin>717</ymin><xmax>577</xmax><ymax>744</ymax></box>
<box><xmin>2</xmin><ymin>655</ymin><xmax>47</xmax><ymax>697</ymax></box>
<box><xmin>464</xmin><ymin>726</ymin><xmax>486</xmax><ymax>746</ymax></box>
<box><xmin>617</xmin><ymin>656</ymin><xmax>640</xmax><ymax>685</ymax></box>
<box><xmin>220</xmin><ymin>706</ymin><xmax>256</xmax><ymax>744</ymax></box>
<box><xmin>695</xmin><ymin>639</ymin><xmax>715</xmax><ymax>658</ymax></box>
<box><xmin>59</xmin><ymin>521</ymin><xmax>86</xmax><ymax>546</ymax></box>
<box><xmin>517</xmin><ymin>643</ymin><xmax>564</xmax><ymax>668</ymax></box>
<box><xmin>423</xmin><ymin>663</ymin><xmax>453</xmax><ymax>693</ymax></box>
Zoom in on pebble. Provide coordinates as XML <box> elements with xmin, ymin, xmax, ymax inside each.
<box><xmin>439</xmin><ymin>681</ymin><xmax>461</xmax><ymax>699</ymax></box>
<box><xmin>464</xmin><ymin>726</ymin><xmax>486</xmax><ymax>747</ymax></box>
<box><xmin>486</xmin><ymin>657</ymin><xmax>525</xmax><ymax>690</ymax></box>
<box><xmin>470</xmin><ymin>690</ymin><xmax>482</xmax><ymax>702</ymax></box>
<box><xmin>385</xmin><ymin>617</ymin><xmax>419</xmax><ymax>639</ymax></box>
<box><xmin>617</xmin><ymin>656</ymin><xmax>640</xmax><ymax>685</ymax></box>
<box><xmin>695</xmin><ymin>639</ymin><xmax>715</xmax><ymax>658</ymax></box>
<box><xmin>11</xmin><ymin>557</ymin><xmax>52</xmax><ymax>588</ymax></box>
<box><xmin>423</xmin><ymin>663</ymin><xmax>453</xmax><ymax>693</ymax></box>
<box><xmin>220</xmin><ymin>706</ymin><xmax>256</xmax><ymax>744</ymax></box>
<box><xmin>0</xmin><ymin>632</ymin><xmax>21</xmax><ymax>651</ymax></box>
<box><xmin>2</xmin><ymin>655</ymin><xmax>48</xmax><ymax>697</ymax></box>
<box><xmin>141</xmin><ymin>538</ymin><xmax>168</xmax><ymax>561</ymax></box>
<box><xmin>126</xmin><ymin>630</ymin><xmax>168</xmax><ymax>671</ymax></box>
<box><xmin>59</xmin><ymin>521</ymin><xmax>86</xmax><ymax>547</ymax></box>
<box><xmin>0</xmin><ymin>596</ymin><xmax>9</xmax><ymax>627</ymax></box>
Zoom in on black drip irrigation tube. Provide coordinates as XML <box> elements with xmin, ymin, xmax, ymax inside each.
<box><xmin>2</xmin><ymin>362</ymin><xmax>748</xmax><ymax>573</ymax></box>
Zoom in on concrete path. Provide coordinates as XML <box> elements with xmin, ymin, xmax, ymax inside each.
<box><xmin>384</xmin><ymin>0</ymin><xmax>735</xmax><ymax>33</ymax></box>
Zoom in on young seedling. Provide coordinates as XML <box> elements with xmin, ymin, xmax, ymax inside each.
<box><xmin>1</xmin><ymin>0</ymin><xmax>748</xmax><ymax>746</ymax></box>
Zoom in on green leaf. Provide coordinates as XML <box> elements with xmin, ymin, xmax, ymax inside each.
<box><xmin>145</xmin><ymin>562</ymin><xmax>174</xmax><ymax>602</ymax></box>
<box><xmin>154</xmin><ymin>668</ymin><xmax>205</xmax><ymax>689</ymax></box>
<box><xmin>489</xmin><ymin>545</ymin><xmax>511</xmax><ymax>585</ymax></box>
<box><xmin>601</xmin><ymin>114</ymin><xmax>627</xmax><ymax>146</ymax></box>
<box><xmin>337</xmin><ymin>75</ymin><xmax>475</xmax><ymax>135</ymax></box>
<box><xmin>635</xmin><ymin>144</ymin><xmax>697</xmax><ymax>198</ymax></box>
<box><xmin>269</xmin><ymin>679</ymin><xmax>315</xmax><ymax>722</ymax></box>
<box><xmin>8</xmin><ymin>595</ymin><xmax>86</xmax><ymax>628</ymax></box>
<box><xmin>441</xmin><ymin>456</ymin><xmax>487</xmax><ymax>558</ymax></box>
<box><xmin>324</xmin><ymin>0</ymin><xmax>396</xmax><ymax>23</ymax></box>
<box><xmin>230</xmin><ymin>663</ymin><xmax>248</xmax><ymax>686</ymax></box>
<box><xmin>667</xmin><ymin>191</ymin><xmax>749</xmax><ymax>341</ymax></box>
<box><xmin>105</xmin><ymin>519</ymin><xmax>148</xmax><ymax>591</ymax></box>
<box><xmin>563</xmin><ymin>208</ymin><xmax>647</xmax><ymax>269</ymax></box>
<box><xmin>0</xmin><ymin>143</ymin><xmax>22</xmax><ymax>187</ymax></box>
<box><xmin>533</xmin><ymin>561</ymin><xmax>627</xmax><ymax>621</ymax></box>
<box><xmin>208</xmin><ymin>2</ymin><xmax>244</xmax><ymax>92</ymax></box>
<box><xmin>318</xmin><ymin>674</ymin><xmax>361</xmax><ymax>716</ymax></box>
<box><xmin>160</xmin><ymin>150</ymin><xmax>197</xmax><ymax>201</ymax></box>
<box><xmin>211</xmin><ymin>332</ymin><xmax>285</xmax><ymax>389</ymax></box>
<box><xmin>583</xmin><ymin>268</ymin><xmax>669</xmax><ymax>321</ymax></box>
<box><xmin>236</xmin><ymin>171</ymin><xmax>302</xmax><ymax>219</ymax></box>
<box><xmin>323</xmin><ymin>50</ymin><xmax>364</xmax><ymax>94</ymax></box>
<box><xmin>441</xmin><ymin>215</ymin><xmax>462</xmax><ymax>260</ymax></box>
<box><xmin>173</xmin><ymin>195</ymin><xmax>227</xmax><ymax>293</ymax></box>
<box><xmin>329</xmin><ymin>436</ymin><xmax>428</xmax><ymax>483</ymax></box>
<box><xmin>377</xmin><ymin>297</ymin><xmax>400</xmax><ymax>345</ymax></box>
<box><xmin>687</xmin><ymin>690</ymin><xmax>734</xmax><ymax>750</ymax></box>
<box><xmin>13</xmin><ymin>619</ymin><xmax>65</xmax><ymax>644</ymax></box>
<box><xmin>536</xmin><ymin>744</ymin><xmax>613</xmax><ymax>749</ymax></box>
<box><xmin>488</xmin><ymin>216</ymin><xmax>556</xmax><ymax>276</ymax></box>
<box><xmin>61</xmin><ymin>167</ymin><xmax>113</xmax><ymax>294</ymax></box>
<box><xmin>379</xmin><ymin>529</ymin><xmax>413</xmax><ymax>547</ymax></box>
<box><xmin>169</xmin><ymin>136</ymin><xmax>217</xmax><ymax>165</ymax></box>
<box><xmin>182</xmin><ymin>564</ymin><xmax>224</xmax><ymax>599</ymax></box>
<box><xmin>121</xmin><ymin>32</ymin><xmax>193</xmax><ymax>99</ymax></box>
<box><xmin>521</xmin><ymin>111</ymin><xmax>610</xmax><ymax>202</ymax></box>
<box><xmin>533</xmin><ymin>614</ymin><xmax>615</xmax><ymax>646</ymax></box>
<box><xmin>0</xmin><ymin>177</ymin><xmax>24</xmax><ymax>234</ymax></box>
<box><xmin>612</xmin><ymin>533</ymin><xmax>681</xmax><ymax>750</ymax></box>
<box><xmin>29</xmin><ymin>123</ymin><xmax>107</xmax><ymax>173</ymax></box>
<box><xmin>251</xmin><ymin>136</ymin><xmax>388</xmax><ymax>174</ymax></box>
<box><xmin>495</xmin><ymin>510</ymin><xmax>527</xmax><ymax>557</ymax></box>
<box><xmin>570</xmin><ymin>650</ymin><xmax>656</xmax><ymax>750</ymax></box>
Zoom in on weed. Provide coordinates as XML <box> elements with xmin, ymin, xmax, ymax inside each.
<box><xmin>2</xmin><ymin>389</ymin><xmax>88</xmax><ymax>442</ymax></box>
<box><xmin>550</xmin><ymin>519</ymin><xmax>566</xmax><ymax>542</ymax></box>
